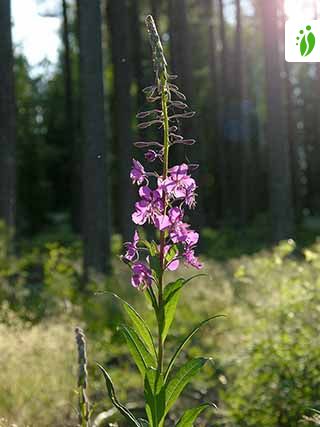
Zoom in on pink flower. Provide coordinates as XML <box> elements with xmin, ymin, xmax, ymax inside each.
<box><xmin>132</xmin><ymin>186</ymin><xmax>164</xmax><ymax>226</ymax></box>
<box><xmin>131</xmin><ymin>262</ymin><xmax>153</xmax><ymax>289</ymax></box>
<box><xmin>168</xmin><ymin>206</ymin><xmax>184</xmax><ymax>223</ymax></box>
<box><xmin>153</xmin><ymin>206</ymin><xmax>183</xmax><ymax>231</ymax></box>
<box><xmin>183</xmin><ymin>248</ymin><xmax>203</xmax><ymax>269</ymax></box>
<box><xmin>161</xmin><ymin>163</ymin><xmax>197</xmax><ymax>206</ymax></box>
<box><xmin>130</xmin><ymin>159</ymin><xmax>147</xmax><ymax>185</ymax></box>
<box><xmin>121</xmin><ymin>230</ymin><xmax>139</xmax><ymax>263</ymax></box>
<box><xmin>153</xmin><ymin>214</ymin><xmax>170</xmax><ymax>231</ymax></box>
<box><xmin>170</xmin><ymin>220</ymin><xmax>199</xmax><ymax>247</ymax></box>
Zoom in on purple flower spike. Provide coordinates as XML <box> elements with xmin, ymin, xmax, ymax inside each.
<box><xmin>130</xmin><ymin>159</ymin><xmax>147</xmax><ymax>185</ymax></box>
<box><xmin>131</xmin><ymin>262</ymin><xmax>153</xmax><ymax>289</ymax></box>
<box><xmin>122</xmin><ymin>23</ymin><xmax>203</xmax><ymax>289</ymax></box>
<box><xmin>121</xmin><ymin>230</ymin><xmax>140</xmax><ymax>263</ymax></box>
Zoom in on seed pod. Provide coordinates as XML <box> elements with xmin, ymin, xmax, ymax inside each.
<box><xmin>137</xmin><ymin>119</ymin><xmax>163</xmax><ymax>129</ymax></box>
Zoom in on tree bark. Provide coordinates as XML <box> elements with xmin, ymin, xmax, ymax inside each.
<box><xmin>78</xmin><ymin>0</ymin><xmax>111</xmax><ymax>279</ymax></box>
<box><xmin>0</xmin><ymin>0</ymin><xmax>16</xmax><ymax>241</ymax></box>
<box><xmin>201</xmin><ymin>0</ymin><xmax>222</xmax><ymax>225</ymax></box>
<box><xmin>130</xmin><ymin>0</ymin><xmax>145</xmax><ymax>109</ymax></box>
<box><xmin>107</xmin><ymin>0</ymin><xmax>134</xmax><ymax>241</ymax></box>
<box><xmin>234</xmin><ymin>0</ymin><xmax>249</xmax><ymax>225</ymax></box>
<box><xmin>217</xmin><ymin>0</ymin><xmax>230</xmax><ymax>218</ymax></box>
<box><xmin>62</xmin><ymin>0</ymin><xmax>81</xmax><ymax>232</ymax></box>
<box><xmin>168</xmin><ymin>0</ymin><xmax>205</xmax><ymax>229</ymax></box>
<box><xmin>261</xmin><ymin>0</ymin><xmax>294</xmax><ymax>240</ymax></box>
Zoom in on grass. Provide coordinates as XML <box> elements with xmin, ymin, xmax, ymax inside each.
<box><xmin>1</xmin><ymin>224</ymin><xmax>320</xmax><ymax>426</ymax></box>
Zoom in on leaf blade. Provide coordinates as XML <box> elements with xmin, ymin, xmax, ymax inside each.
<box><xmin>165</xmin><ymin>315</ymin><xmax>224</xmax><ymax>382</ymax></box>
<box><xmin>144</xmin><ymin>367</ymin><xmax>166</xmax><ymax>427</ymax></box>
<box><xmin>175</xmin><ymin>403</ymin><xmax>216</xmax><ymax>427</ymax></box>
<box><xmin>119</xmin><ymin>325</ymin><xmax>156</xmax><ymax>376</ymax></box>
<box><xmin>165</xmin><ymin>357</ymin><xmax>209</xmax><ymax>416</ymax></box>
<box><xmin>161</xmin><ymin>278</ymin><xmax>185</xmax><ymax>342</ymax></box>
<box><xmin>106</xmin><ymin>292</ymin><xmax>157</xmax><ymax>358</ymax></box>
<box><xmin>97</xmin><ymin>363</ymin><xmax>141</xmax><ymax>427</ymax></box>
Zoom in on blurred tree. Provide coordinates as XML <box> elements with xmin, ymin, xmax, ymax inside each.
<box><xmin>78</xmin><ymin>0</ymin><xmax>111</xmax><ymax>279</ymax></box>
<box><xmin>0</xmin><ymin>0</ymin><xmax>16</xmax><ymax>242</ymax></box>
<box><xmin>261</xmin><ymin>0</ymin><xmax>294</xmax><ymax>240</ymax></box>
<box><xmin>168</xmin><ymin>0</ymin><xmax>194</xmax><ymax>135</ymax></box>
<box><xmin>15</xmin><ymin>56</ymin><xmax>50</xmax><ymax>234</ymax></box>
<box><xmin>130</xmin><ymin>0</ymin><xmax>145</xmax><ymax>109</ymax></box>
<box><xmin>168</xmin><ymin>0</ymin><xmax>205</xmax><ymax>228</ymax></box>
<box><xmin>310</xmin><ymin>0</ymin><xmax>320</xmax><ymax>214</ymax></box>
<box><xmin>107</xmin><ymin>0</ymin><xmax>134</xmax><ymax>241</ymax></box>
<box><xmin>217</xmin><ymin>0</ymin><xmax>230</xmax><ymax>219</ymax></box>
<box><xmin>234</xmin><ymin>0</ymin><xmax>250</xmax><ymax>225</ymax></box>
<box><xmin>62</xmin><ymin>0</ymin><xmax>80</xmax><ymax>232</ymax></box>
<box><xmin>201</xmin><ymin>0</ymin><xmax>223</xmax><ymax>225</ymax></box>
<box><xmin>279</xmin><ymin>0</ymin><xmax>301</xmax><ymax>220</ymax></box>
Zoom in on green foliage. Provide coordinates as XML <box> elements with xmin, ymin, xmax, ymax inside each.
<box><xmin>98</xmin><ymin>363</ymin><xmax>142</xmax><ymax>427</ymax></box>
<box><xmin>220</xmin><ymin>239</ymin><xmax>320</xmax><ymax>426</ymax></box>
<box><xmin>144</xmin><ymin>368</ymin><xmax>165</xmax><ymax>427</ymax></box>
<box><xmin>4</xmin><ymin>223</ymin><xmax>320</xmax><ymax>426</ymax></box>
<box><xmin>119</xmin><ymin>325</ymin><xmax>156</xmax><ymax>376</ymax></box>
<box><xmin>164</xmin><ymin>357</ymin><xmax>209</xmax><ymax>417</ymax></box>
<box><xmin>99</xmin><ymin>275</ymin><xmax>214</xmax><ymax>426</ymax></box>
<box><xmin>113</xmin><ymin>293</ymin><xmax>156</xmax><ymax>357</ymax></box>
<box><xmin>175</xmin><ymin>403</ymin><xmax>215</xmax><ymax>427</ymax></box>
<box><xmin>161</xmin><ymin>278</ymin><xmax>185</xmax><ymax>342</ymax></box>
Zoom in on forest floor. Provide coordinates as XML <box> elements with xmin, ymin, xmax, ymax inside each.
<box><xmin>1</xmin><ymin>221</ymin><xmax>320</xmax><ymax>426</ymax></box>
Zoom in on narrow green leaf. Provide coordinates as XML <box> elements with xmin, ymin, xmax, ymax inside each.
<box><xmin>182</xmin><ymin>273</ymin><xmax>207</xmax><ymax>285</ymax></box>
<box><xmin>111</xmin><ymin>293</ymin><xmax>156</xmax><ymax>358</ymax></box>
<box><xmin>138</xmin><ymin>419</ymin><xmax>149</xmax><ymax>427</ymax></box>
<box><xmin>97</xmin><ymin>363</ymin><xmax>141</xmax><ymax>427</ymax></box>
<box><xmin>165</xmin><ymin>315</ymin><xmax>224</xmax><ymax>382</ymax></box>
<box><xmin>145</xmin><ymin>287</ymin><xmax>158</xmax><ymax>312</ymax></box>
<box><xmin>161</xmin><ymin>278</ymin><xmax>185</xmax><ymax>342</ymax></box>
<box><xmin>175</xmin><ymin>403</ymin><xmax>216</xmax><ymax>427</ymax></box>
<box><xmin>161</xmin><ymin>275</ymin><xmax>207</xmax><ymax>343</ymax></box>
<box><xmin>119</xmin><ymin>325</ymin><xmax>156</xmax><ymax>376</ymax></box>
<box><xmin>149</xmin><ymin>255</ymin><xmax>161</xmax><ymax>281</ymax></box>
<box><xmin>165</xmin><ymin>358</ymin><xmax>208</xmax><ymax>415</ymax></box>
<box><xmin>144</xmin><ymin>367</ymin><xmax>166</xmax><ymax>427</ymax></box>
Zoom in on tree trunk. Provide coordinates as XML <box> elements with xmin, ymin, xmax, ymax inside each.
<box><xmin>107</xmin><ymin>0</ymin><xmax>134</xmax><ymax>241</ymax></box>
<box><xmin>201</xmin><ymin>0</ymin><xmax>221</xmax><ymax>225</ymax></box>
<box><xmin>168</xmin><ymin>0</ymin><xmax>205</xmax><ymax>229</ymax></box>
<box><xmin>261</xmin><ymin>0</ymin><xmax>294</xmax><ymax>240</ymax></box>
<box><xmin>78</xmin><ymin>0</ymin><xmax>111</xmax><ymax>280</ymax></box>
<box><xmin>279</xmin><ymin>0</ymin><xmax>301</xmax><ymax>221</ymax></box>
<box><xmin>130</xmin><ymin>0</ymin><xmax>145</xmax><ymax>109</ymax></box>
<box><xmin>217</xmin><ymin>0</ymin><xmax>230</xmax><ymax>219</ymax></box>
<box><xmin>310</xmin><ymin>0</ymin><xmax>320</xmax><ymax>215</ymax></box>
<box><xmin>62</xmin><ymin>0</ymin><xmax>81</xmax><ymax>232</ymax></box>
<box><xmin>234</xmin><ymin>0</ymin><xmax>249</xmax><ymax>225</ymax></box>
<box><xmin>0</xmin><ymin>0</ymin><xmax>16</xmax><ymax>242</ymax></box>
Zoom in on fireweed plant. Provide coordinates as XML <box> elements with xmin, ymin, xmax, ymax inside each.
<box><xmin>98</xmin><ymin>16</ymin><xmax>219</xmax><ymax>427</ymax></box>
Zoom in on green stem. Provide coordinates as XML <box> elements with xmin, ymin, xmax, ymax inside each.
<box><xmin>157</xmin><ymin>73</ymin><xmax>170</xmax><ymax>374</ymax></box>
